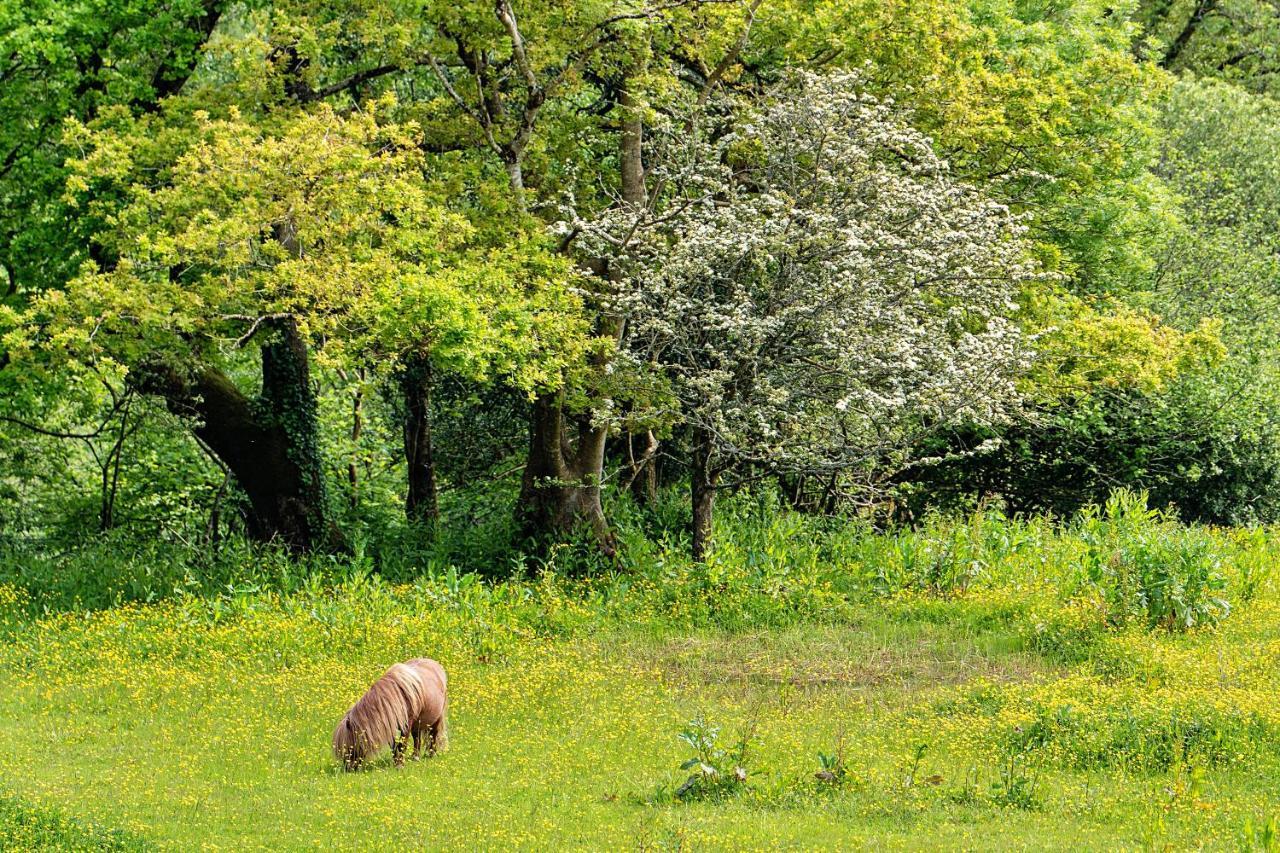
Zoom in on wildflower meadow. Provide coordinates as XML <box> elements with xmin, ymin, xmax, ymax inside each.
<box><xmin>2</xmin><ymin>492</ymin><xmax>1279</xmax><ymax>849</ymax></box>
<box><xmin>6</xmin><ymin>0</ymin><xmax>1280</xmax><ymax>847</ymax></box>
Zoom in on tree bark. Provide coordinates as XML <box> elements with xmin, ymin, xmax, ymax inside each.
<box><xmin>619</xmin><ymin>85</ymin><xmax>646</xmax><ymax>209</ymax></box>
<box><xmin>513</xmin><ymin>76</ymin><xmax>644</xmax><ymax>556</ymax></box>
<box><xmin>402</xmin><ymin>354</ymin><xmax>439</xmax><ymax>525</ymax></box>
<box><xmin>690</xmin><ymin>425</ymin><xmax>718</xmax><ymax>562</ymax></box>
<box><xmin>516</xmin><ymin>392</ymin><xmax>614</xmax><ymax>555</ymax></box>
<box><xmin>136</xmin><ymin>318</ymin><xmax>337</xmax><ymax>552</ymax></box>
<box><xmin>626</xmin><ymin>429</ymin><xmax>659</xmax><ymax>505</ymax></box>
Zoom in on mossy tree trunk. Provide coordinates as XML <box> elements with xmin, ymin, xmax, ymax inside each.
<box><xmin>401</xmin><ymin>354</ymin><xmax>439</xmax><ymax>526</ymax></box>
<box><xmin>137</xmin><ymin>318</ymin><xmax>338</xmax><ymax>552</ymax></box>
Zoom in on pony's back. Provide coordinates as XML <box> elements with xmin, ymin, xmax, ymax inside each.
<box><xmin>405</xmin><ymin>657</ymin><xmax>447</xmax><ymax>689</ymax></box>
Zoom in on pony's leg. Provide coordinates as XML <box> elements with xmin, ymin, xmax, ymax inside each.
<box><xmin>411</xmin><ymin>721</ymin><xmax>423</xmax><ymax>760</ymax></box>
<box><xmin>434</xmin><ymin>705</ymin><xmax>448</xmax><ymax>753</ymax></box>
<box><xmin>392</xmin><ymin>736</ymin><xmax>407</xmax><ymax>768</ymax></box>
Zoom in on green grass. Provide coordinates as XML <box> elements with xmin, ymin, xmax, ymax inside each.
<box><xmin>1</xmin><ymin>591</ymin><xmax>1279</xmax><ymax>848</ymax></box>
<box><xmin>0</xmin><ymin>794</ymin><xmax>149</xmax><ymax>851</ymax></box>
<box><xmin>2</xmin><ymin>494</ymin><xmax>1280</xmax><ymax>849</ymax></box>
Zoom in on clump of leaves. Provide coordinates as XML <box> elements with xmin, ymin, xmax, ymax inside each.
<box><xmin>1077</xmin><ymin>490</ymin><xmax>1231</xmax><ymax>631</ymax></box>
<box><xmin>815</xmin><ymin>732</ymin><xmax>849</xmax><ymax>785</ymax></box>
<box><xmin>674</xmin><ymin>716</ymin><xmax>754</xmax><ymax>801</ymax></box>
<box><xmin>990</xmin><ymin>740</ymin><xmax>1040</xmax><ymax>810</ymax></box>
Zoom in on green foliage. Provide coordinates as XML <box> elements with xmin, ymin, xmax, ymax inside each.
<box><xmin>1074</xmin><ymin>490</ymin><xmax>1231</xmax><ymax>631</ymax></box>
<box><xmin>1023</xmin><ymin>299</ymin><xmax>1224</xmax><ymax>403</ymax></box>
<box><xmin>11</xmin><ymin>99</ymin><xmax>590</xmax><ymax>388</ymax></box>
<box><xmin>903</xmin><ymin>351</ymin><xmax>1280</xmax><ymax>527</ymax></box>
<box><xmin>2</xmin><ymin>0</ymin><xmax>1264</xmax><ymax>556</ymax></box>
<box><xmin>672</xmin><ymin>717</ymin><xmax>753</xmax><ymax>801</ymax></box>
<box><xmin>867</xmin><ymin>512</ymin><xmax>1002</xmax><ymax>598</ymax></box>
<box><xmin>757</xmin><ymin>0</ymin><xmax>1170</xmax><ymax>290</ymax></box>
<box><xmin>0</xmin><ymin>0</ymin><xmax>223</xmax><ymax>297</ymax></box>
<box><xmin>1136</xmin><ymin>0</ymin><xmax>1280</xmax><ymax>96</ymax></box>
<box><xmin>3</xmin><ymin>482</ymin><xmax>1266</xmax><ymax>649</ymax></box>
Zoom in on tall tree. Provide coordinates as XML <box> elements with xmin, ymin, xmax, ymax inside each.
<box><xmin>406</xmin><ymin>0</ymin><xmax>766</xmax><ymax>551</ymax></box>
<box><xmin>8</xmin><ymin>101</ymin><xmax>587</xmax><ymax>549</ymax></box>
<box><xmin>580</xmin><ymin>72</ymin><xmax>1038</xmax><ymax>558</ymax></box>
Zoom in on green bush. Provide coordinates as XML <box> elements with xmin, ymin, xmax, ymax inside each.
<box><xmin>899</xmin><ymin>360</ymin><xmax>1280</xmax><ymax>526</ymax></box>
<box><xmin>1074</xmin><ymin>490</ymin><xmax>1231</xmax><ymax>630</ymax></box>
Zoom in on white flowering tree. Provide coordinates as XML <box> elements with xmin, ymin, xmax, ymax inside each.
<box><xmin>574</xmin><ymin>72</ymin><xmax>1038</xmax><ymax>559</ymax></box>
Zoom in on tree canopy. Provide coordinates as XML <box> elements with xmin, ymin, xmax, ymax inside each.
<box><xmin>1</xmin><ymin>0</ymin><xmax>1275</xmax><ymax>558</ymax></box>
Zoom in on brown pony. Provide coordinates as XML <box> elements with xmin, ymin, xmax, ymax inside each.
<box><xmin>332</xmin><ymin>658</ymin><xmax>448</xmax><ymax>770</ymax></box>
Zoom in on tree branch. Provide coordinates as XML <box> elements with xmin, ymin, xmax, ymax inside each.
<box><xmin>0</xmin><ymin>393</ymin><xmax>131</xmax><ymax>440</ymax></box>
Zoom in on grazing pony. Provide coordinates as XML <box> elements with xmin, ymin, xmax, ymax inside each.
<box><xmin>333</xmin><ymin>658</ymin><xmax>448</xmax><ymax>770</ymax></box>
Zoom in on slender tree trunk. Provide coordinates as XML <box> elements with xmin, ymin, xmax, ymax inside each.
<box><xmin>136</xmin><ymin>318</ymin><xmax>338</xmax><ymax>552</ymax></box>
<box><xmin>619</xmin><ymin>86</ymin><xmax>646</xmax><ymax>209</ymax></box>
<box><xmin>98</xmin><ymin>399</ymin><xmax>130</xmax><ymax>531</ymax></box>
<box><xmin>341</xmin><ymin>367</ymin><xmax>365</xmax><ymax>510</ymax></box>
<box><xmin>779</xmin><ymin>473</ymin><xmax>807</xmax><ymax>511</ymax></box>
<box><xmin>821</xmin><ymin>473</ymin><xmax>841</xmax><ymax>515</ymax></box>
<box><xmin>402</xmin><ymin>354</ymin><xmax>439</xmax><ymax>525</ymax></box>
<box><xmin>626</xmin><ymin>429</ymin><xmax>659</xmax><ymax>505</ymax></box>
<box><xmin>503</xmin><ymin>155</ymin><xmax>527</xmax><ymax>213</ymax></box>
<box><xmin>690</xmin><ymin>425</ymin><xmax>718</xmax><ymax>562</ymax></box>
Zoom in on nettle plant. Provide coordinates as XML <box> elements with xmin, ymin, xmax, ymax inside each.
<box><xmin>572</xmin><ymin>71</ymin><xmax>1040</xmax><ymax>558</ymax></box>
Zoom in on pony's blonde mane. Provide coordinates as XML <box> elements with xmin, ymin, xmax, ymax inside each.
<box><xmin>333</xmin><ymin>663</ymin><xmax>431</xmax><ymax>764</ymax></box>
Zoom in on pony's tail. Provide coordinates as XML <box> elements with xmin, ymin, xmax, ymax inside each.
<box><xmin>435</xmin><ymin>700</ymin><xmax>449</xmax><ymax>753</ymax></box>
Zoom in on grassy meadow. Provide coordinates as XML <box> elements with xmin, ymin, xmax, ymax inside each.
<box><xmin>9</xmin><ymin>0</ymin><xmax>1280</xmax><ymax>848</ymax></box>
<box><xmin>1</xmin><ymin>492</ymin><xmax>1280</xmax><ymax>850</ymax></box>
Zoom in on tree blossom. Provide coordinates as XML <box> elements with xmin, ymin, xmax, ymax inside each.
<box><xmin>572</xmin><ymin>71</ymin><xmax>1041</xmax><ymax>555</ymax></box>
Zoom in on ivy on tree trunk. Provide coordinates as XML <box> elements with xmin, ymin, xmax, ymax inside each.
<box><xmin>137</xmin><ymin>318</ymin><xmax>338</xmax><ymax>552</ymax></box>
<box><xmin>402</xmin><ymin>354</ymin><xmax>439</xmax><ymax>526</ymax></box>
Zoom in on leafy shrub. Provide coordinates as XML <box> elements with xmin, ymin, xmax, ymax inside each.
<box><xmin>899</xmin><ymin>355</ymin><xmax>1280</xmax><ymax>527</ymax></box>
<box><xmin>867</xmin><ymin>511</ymin><xmax>1004</xmax><ymax>597</ymax></box>
<box><xmin>1075</xmin><ymin>490</ymin><xmax>1230</xmax><ymax>630</ymax></box>
<box><xmin>672</xmin><ymin>717</ymin><xmax>753</xmax><ymax>801</ymax></box>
